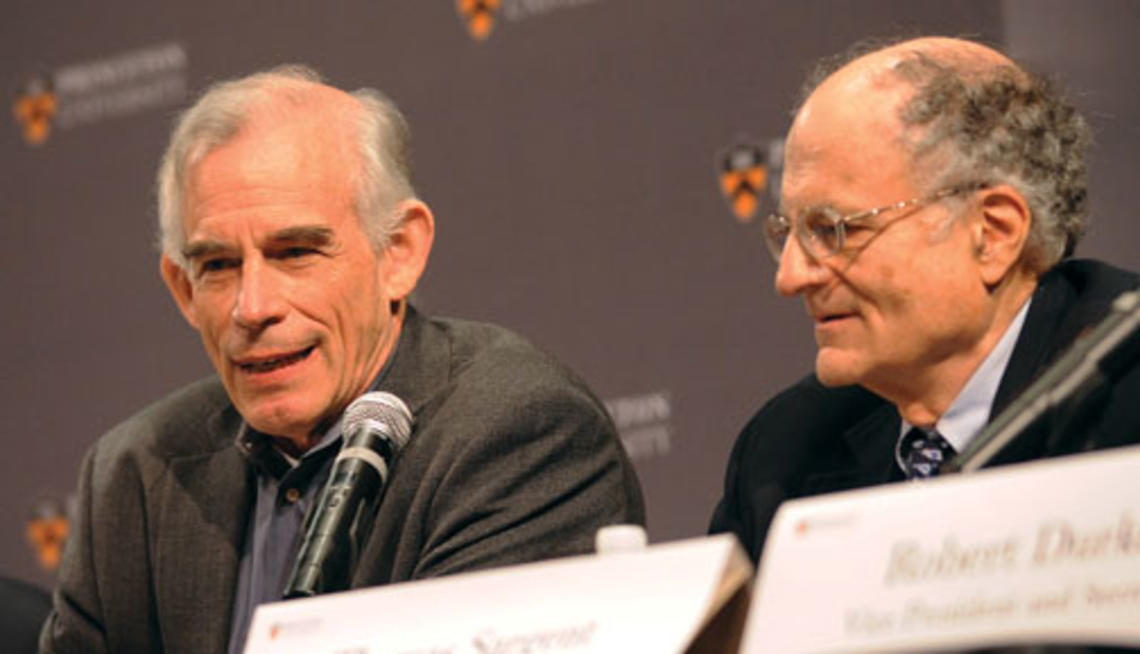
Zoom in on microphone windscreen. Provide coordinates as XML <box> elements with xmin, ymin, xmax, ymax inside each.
<box><xmin>343</xmin><ymin>392</ymin><xmax>414</xmax><ymax>450</ymax></box>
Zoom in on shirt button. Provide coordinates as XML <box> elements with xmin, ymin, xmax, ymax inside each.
<box><xmin>284</xmin><ymin>487</ymin><xmax>301</xmax><ymax>504</ymax></box>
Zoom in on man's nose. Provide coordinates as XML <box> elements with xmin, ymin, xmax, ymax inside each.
<box><xmin>232</xmin><ymin>257</ymin><xmax>286</xmax><ymax>331</ymax></box>
<box><xmin>774</xmin><ymin>235</ymin><xmax>829</xmax><ymax>297</ymax></box>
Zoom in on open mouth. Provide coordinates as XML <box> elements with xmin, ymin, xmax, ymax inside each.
<box><xmin>237</xmin><ymin>346</ymin><xmax>315</xmax><ymax>374</ymax></box>
<box><xmin>817</xmin><ymin>313</ymin><xmax>852</xmax><ymax>324</ymax></box>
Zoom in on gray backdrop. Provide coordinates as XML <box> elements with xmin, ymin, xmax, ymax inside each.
<box><xmin>3</xmin><ymin>0</ymin><xmax>1138</xmax><ymax>589</ymax></box>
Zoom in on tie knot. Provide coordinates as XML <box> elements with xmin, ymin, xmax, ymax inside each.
<box><xmin>899</xmin><ymin>427</ymin><xmax>955</xmax><ymax>479</ymax></box>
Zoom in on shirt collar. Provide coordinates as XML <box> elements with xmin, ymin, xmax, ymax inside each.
<box><xmin>899</xmin><ymin>297</ymin><xmax>1032</xmax><ymax>453</ymax></box>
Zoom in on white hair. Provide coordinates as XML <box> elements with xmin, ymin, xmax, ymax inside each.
<box><xmin>156</xmin><ymin>64</ymin><xmax>416</xmax><ymax>267</ymax></box>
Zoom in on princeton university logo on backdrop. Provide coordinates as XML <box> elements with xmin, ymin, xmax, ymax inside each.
<box><xmin>717</xmin><ymin>138</ymin><xmax>783</xmax><ymax>224</ymax></box>
<box><xmin>604</xmin><ymin>391</ymin><xmax>673</xmax><ymax>461</ymax></box>
<box><xmin>11</xmin><ymin>42</ymin><xmax>187</xmax><ymax>147</ymax></box>
<box><xmin>26</xmin><ymin>497</ymin><xmax>71</xmax><ymax>572</ymax></box>
<box><xmin>457</xmin><ymin>0</ymin><xmax>501</xmax><ymax>41</ymax></box>
<box><xmin>13</xmin><ymin>75</ymin><xmax>57</xmax><ymax>146</ymax></box>
<box><xmin>456</xmin><ymin>0</ymin><xmax>602</xmax><ymax>42</ymax></box>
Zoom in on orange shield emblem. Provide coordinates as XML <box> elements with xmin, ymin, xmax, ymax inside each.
<box><xmin>457</xmin><ymin>0</ymin><xmax>501</xmax><ymax>41</ymax></box>
<box><xmin>13</xmin><ymin>77</ymin><xmax>57</xmax><ymax>147</ymax></box>
<box><xmin>719</xmin><ymin>142</ymin><xmax>769</xmax><ymax>223</ymax></box>
<box><xmin>26</xmin><ymin>499</ymin><xmax>69</xmax><ymax>572</ymax></box>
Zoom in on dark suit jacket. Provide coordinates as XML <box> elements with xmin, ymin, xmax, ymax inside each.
<box><xmin>42</xmin><ymin>306</ymin><xmax>645</xmax><ymax>654</ymax></box>
<box><xmin>710</xmin><ymin>259</ymin><xmax>1140</xmax><ymax>563</ymax></box>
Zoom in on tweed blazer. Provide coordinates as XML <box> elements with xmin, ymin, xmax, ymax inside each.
<box><xmin>42</xmin><ymin>306</ymin><xmax>645</xmax><ymax>654</ymax></box>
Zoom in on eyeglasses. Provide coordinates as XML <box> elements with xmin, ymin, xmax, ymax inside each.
<box><xmin>762</xmin><ymin>183</ymin><xmax>987</xmax><ymax>262</ymax></box>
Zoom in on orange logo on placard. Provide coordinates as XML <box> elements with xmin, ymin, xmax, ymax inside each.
<box><xmin>26</xmin><ymin>500</ymin><xmax>69</xmax><ymax>572</ymax></box>
<box><xmin>13</xmin><ymin>77</ymin><xmax>57</xmax><ymax>147</ymax></box>
<box><xmin>457</xmin><ymin>0</ymin><xmax>501</xmax><ymax>41</ymax></box>
<box><xmin>718</xmin><ymin>142</ymin><xmax>768</xmax><ymax>224</ymax></box>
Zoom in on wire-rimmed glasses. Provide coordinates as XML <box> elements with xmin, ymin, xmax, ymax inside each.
<box><xmin>762</xmin><ymin>183</ymin><xmax>988</xmax><ymax>262</ymax></box>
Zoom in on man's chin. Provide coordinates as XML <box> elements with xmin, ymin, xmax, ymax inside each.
<box><xmin>238</xmin><ymin>399</ymin><xmax>314</xmax><ymax>443</ymax></box>
<box><xmin>814</xmin><ymin>351</ymin><xmax>863</xmax><ymax>387</ymax></box>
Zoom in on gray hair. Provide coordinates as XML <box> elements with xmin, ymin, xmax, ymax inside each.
<box><xmin>800</xmin><ymin>38</ymin><xmax>1092</xmax><ymax>274</ymax></box>
<box><xmin>156</xmin><ymin>64</ymin><xmax>416</xmax><ymax>268</ymax></box>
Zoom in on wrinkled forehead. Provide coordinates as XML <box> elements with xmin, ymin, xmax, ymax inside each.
<box><xmin>782</xmin><ymin>68</ymin><xmax>915</xmax><ymax>204</ymax></box>
<box><xmin>791</xmin><ymin>51</ymin><xmax>915</xmax><ymax>147</ymax></box>
<box><xmin>180</xmin><ymin>117</ymin><xmax>361</xmax><ymax>237</ymax></box>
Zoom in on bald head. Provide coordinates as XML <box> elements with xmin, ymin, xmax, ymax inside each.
<box><xmin>793</xmin><ymin>37</ymin><xmax>1021</xmax><ymax>158</ymax></box>
<box><xmin>795</xmin><ymin>37</ymin><xmax>1019</xmax><ymax>111</ymax></box>
<box><xmin>157</xmin><ymin>65</ymin><xmax>416</xmax><ymax>268</ymax></box>
<box><xmin>788</xmin><ymin>36</ymin><xmax>1090</xmax><ymax>274</ymax></box>
<box><xmin>865</xmin><ymin>36</ymin><xmax>1017</xmax><ymax>76</ymax></box>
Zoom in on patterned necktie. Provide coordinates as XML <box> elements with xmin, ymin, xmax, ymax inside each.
<box><xmin>899</xmin><ymin>427</ymin><xmax>956</xmax><ymax>479</ymax></box>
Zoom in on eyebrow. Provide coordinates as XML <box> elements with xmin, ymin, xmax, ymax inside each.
<box><xmin>181</xmin><ymin>225</ymin><xmax>336</xmax><ymax>261</ymax></box>
<box><xmin>269</xmin><ymin>225</ymin><xmax>335</xmax><ymax>247</ymax></box>
<box><xmin>181</xmin><ymin>240</ymin><xmax>230</xmax><ymax>261</ymax></box>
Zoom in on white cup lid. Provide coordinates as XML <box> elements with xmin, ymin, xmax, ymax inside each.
<box><xmin>594</xmin><ymin>524</ymin><xmax>648</xmax><ymax>554</ymax></box>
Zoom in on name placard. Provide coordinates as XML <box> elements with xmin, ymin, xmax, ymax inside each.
<box><xmin>743</xmin><ymin>445</ymin><xmax>1140</xmax><ymax>653</ymax></box>
<box><xmin>244</xmin><ymin>534</ymin><xmax>752</xmax><ymax>654</ymax></box>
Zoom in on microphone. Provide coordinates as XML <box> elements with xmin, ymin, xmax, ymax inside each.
<box><xmin>283</xmin><ymin>391</ymin><xmax>413</xmax><ymax>599</ymax></box>
<box><xmin>945</xmin><ymin>287</ymin><xmax>1140</xmax><ymax>474</ymax></box>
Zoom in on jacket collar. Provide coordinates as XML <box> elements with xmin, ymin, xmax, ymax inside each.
<box><xmin>375</xmin><ymin>304</ymin><xmax>452</xmax><ymax>419</ymax></box>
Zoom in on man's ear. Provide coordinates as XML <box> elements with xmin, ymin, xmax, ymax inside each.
<box><xmin>160</xmin><ymin>254</ymin><xmax>201</xmax><ymax>329</ymax></box>
<box><xmin>380</xmin><ymin>199</ymin><xmax>435</xmax><ymax>302</ymax></box>
<box><xmin>972</xmin><ymin>184</ymin><xmax>1032</xmax><ymax>287</ymax></box>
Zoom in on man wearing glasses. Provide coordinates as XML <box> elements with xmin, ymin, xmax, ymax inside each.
<box><xmin>710</xmin><ymin>36</ymin><xmax>1140</xmax><ymax>562</ymax></box>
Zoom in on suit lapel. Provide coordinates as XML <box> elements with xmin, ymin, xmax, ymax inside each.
<box><xmin>801</xmin><ymin>404</ymin><xmax>900</xmax><ymax>494</ymax></box>
<box><xmin>154</xmin><ymin>408</ymin><xmax>253</xmax><ymax>654</ymax></box>
<box><xmin>987</xmin><ymin>269</ymin><xmax>1079</xmax><ymax>465</ymax></box>
<box><xmin>352</xmin><ymin>305</ymin><xmax>450</xmax><ymax>586</ymax></box>
<box><xmin>845</xmin><ymin>405</ymin><xmax>904</xmax><ymax>483</ymax></box>
<box><xmin>993</xmin><ymin>271</ymin><xmax>1072</xmax><ymax>417</ymax></box>
<box><xmin>377</xmin><ymin>305</ymin><xmax>451</xmax><ymax>418</ymax></box>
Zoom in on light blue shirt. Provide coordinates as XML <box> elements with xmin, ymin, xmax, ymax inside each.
<box><xmin>896</xmin><ymin>298</ymin><xmax>1032</xmax><ymax>469</ymax></box>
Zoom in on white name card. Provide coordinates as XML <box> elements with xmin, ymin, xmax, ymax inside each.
<box><xmin>244</xmin><ymin>533</ymin><xmax>752</xmax><ymax>654</ymax></box>
<box><xmin>743</xmin><ymin>444</ymin><xmax>1140</xmax><ymax>653</ymax></box>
